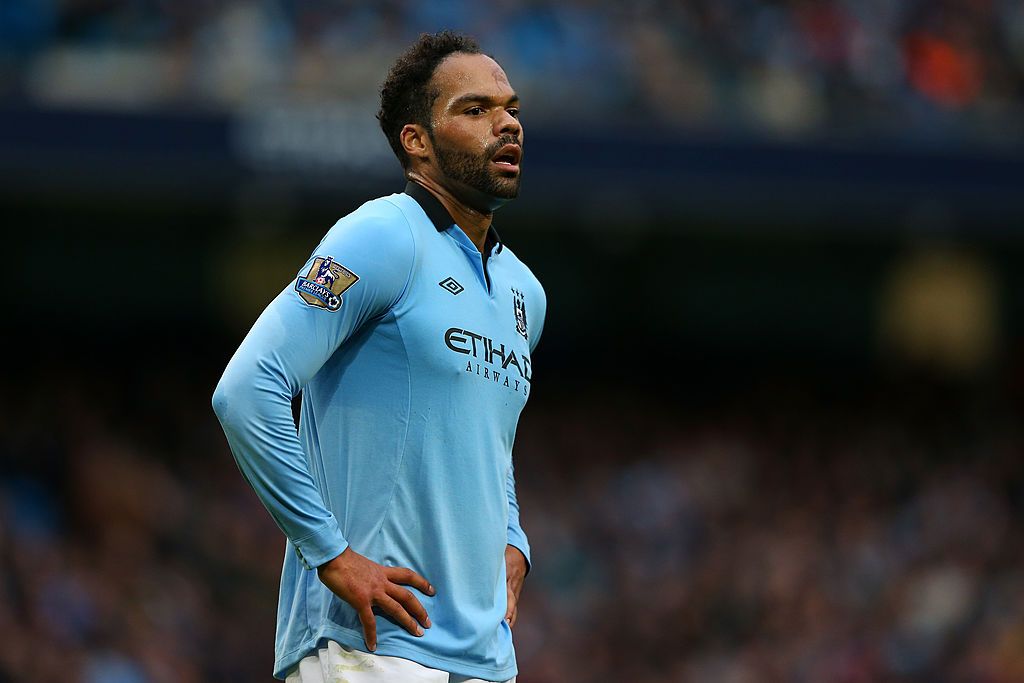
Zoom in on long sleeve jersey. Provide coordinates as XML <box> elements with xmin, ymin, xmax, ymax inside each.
<box><xmin>212</xmin><ymin>183</ymin><xmax>544</xmax><ymax>681</ymax></box>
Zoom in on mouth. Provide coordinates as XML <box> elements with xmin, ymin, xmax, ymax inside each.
<box><xmin>491</xmin><ymin>144</ymin><xmax>522</xmax><ymax>172</ymax></box>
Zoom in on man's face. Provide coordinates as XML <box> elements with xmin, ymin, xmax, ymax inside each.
<box><xmin>426</xmin><ymin>53</ymin><xmax>523</xmax><ymax>208</ymax></box>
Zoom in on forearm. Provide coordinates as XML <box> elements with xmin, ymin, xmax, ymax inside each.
<box><xmin>505</xmin><ymin>544</ymin><xmax>527</xmax><ymax>587</ymax></box>
<box><xmin>213</xmin><ymin>336</ymin><xmax>347</xmax><ymax>569</ymax></box>
<box><xmin>505</xmin><ymin>464</ymin><xmax>531</xmax><ymax>572</ymax></box>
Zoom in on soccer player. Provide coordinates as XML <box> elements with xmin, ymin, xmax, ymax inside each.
<box><xmin>211</xmin><ymin>31</ymin><xmax>544</xmax><ymax>683</ymax></box>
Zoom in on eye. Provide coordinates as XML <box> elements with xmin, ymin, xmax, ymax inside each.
<box><xmin>507</xmin><ymin>108</ymin><xmax>520</xmax><ymax>118</ymax></box>
<box><xmin>466</xmin><ymin>106</ymin><xmax>485</xmax><ymax>116</ymax></box>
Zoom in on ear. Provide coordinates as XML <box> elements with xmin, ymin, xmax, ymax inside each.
<box><xmin>400</xmin><ymin>124</ymin><xmax>431</xmax><ymax>164</ymax></box>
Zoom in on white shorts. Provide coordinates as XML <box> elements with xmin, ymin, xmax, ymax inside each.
<box><xmin>284</xmin><ymin>640</ymin><xmax>516</xmax><ymax>683</ymax></box>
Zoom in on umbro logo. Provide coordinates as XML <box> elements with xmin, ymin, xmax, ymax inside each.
<box><xmin>439</xmin><ymin>277</ymin><xmax>464</xmax><ymax>295</ymax></box>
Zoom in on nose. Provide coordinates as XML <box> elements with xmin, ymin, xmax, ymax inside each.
<box><xmin>495</xmin><ymin>110</ymin><xmax>521</xmax><ymax>139</ymax></box>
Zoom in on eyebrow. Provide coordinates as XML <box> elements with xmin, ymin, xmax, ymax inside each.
<box><xmin>449</xmin><ymin>93</ymin><xmax>520</xmax><ymax>110</ymax></box>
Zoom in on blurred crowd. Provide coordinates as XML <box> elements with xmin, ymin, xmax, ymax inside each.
<box><xmin>515</xmin><ymin>382</ymin><xmax>1024</xmax><ymax>682</ymax></box>
<box><xmin>2</xmin><ymin>360</ymin><xmax>1023</xmax><ymax>682</ymax></box>
<box><xmin>1</xmin><ymin>0</ymin><xmax>1023</xmax><ymax>144</ymax></box>
<box><xmin>0</xmin><ymin>363</ymin><xmax>282</xmax><ymax>683</ymax></box>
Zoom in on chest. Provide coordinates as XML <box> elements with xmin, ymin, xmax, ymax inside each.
<box><xmin>395</xmin><ymin>235</ymin><xmax>535</xmax><ymax>405</ymax></box>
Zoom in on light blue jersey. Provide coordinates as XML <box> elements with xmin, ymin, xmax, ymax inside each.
<box><xmin>212</xmin><ymin>182</ymin><xmax>544</xmax><ymax>681</ymax></box>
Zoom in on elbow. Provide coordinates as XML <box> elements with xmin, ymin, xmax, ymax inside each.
<box><xmin>212</xmin><ymin>359</ymin><xmax>274</xmax><ymax>427</ymax></box>
<box><xmin>212</xmin><ymin>354</ymin><xmax>288</xmax><ymax>428</ymax></box>
<box><xmin>211</xmin><ymin>373</ymin><xmax>237</xmax><ymax>424</ymax></box>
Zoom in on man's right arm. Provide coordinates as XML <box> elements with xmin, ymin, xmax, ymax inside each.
<box><xmin>211</xmin><ymin>207</ymin><xmax>433</xmax><ymax>649</ymax></box>
<box><xmin>211</xmin><ymin>208</ymin><xmax>414</xmax><ymax>568</ymax></box>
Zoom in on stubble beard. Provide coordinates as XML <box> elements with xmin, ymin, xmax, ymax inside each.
<box><xmin>433</xmin><ymin>135</ymin><xmax>521</xmax><ymax>202</ymax></box>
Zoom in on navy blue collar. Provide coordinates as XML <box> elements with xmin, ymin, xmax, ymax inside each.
<box><xmin>404</xmin><ymin>181</ymin><xmax>502</xmax><ymax>254</ymax></box>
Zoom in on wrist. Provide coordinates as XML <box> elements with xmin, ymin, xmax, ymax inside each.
<box><xmin>317</xmin><ymin>547</ymin><xmax>352</xmax><ymax>577</ymax></box>
<box><xmin>505</xmin><ymin>545</ymin><xmax>527</xmax><ymax>578</ymax></box>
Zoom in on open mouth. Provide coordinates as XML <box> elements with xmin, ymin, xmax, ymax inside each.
<box><xmin>491</xmin><ymin>144</ymin><xmax>522</xmax><ymax>170</ymax></box>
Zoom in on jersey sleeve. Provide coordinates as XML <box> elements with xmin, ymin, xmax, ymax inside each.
<box><xmin>507</xmin><ymin>275</ymin><xmax>544</xmax><ymax>571</ymax></box>
<box><xmin>505</xmin><ymin>462</ymin><xmax>531</xmax><ymax>572</ymax></box>
<box><xmin>528</xmin><ymin>279</ymin><xmax>546</xmax><ymax>355</ymax></box>
<box><xmin>212</xmin><ymin>203</ymin><xmax>415</xmax><ymax>569</ymax></box>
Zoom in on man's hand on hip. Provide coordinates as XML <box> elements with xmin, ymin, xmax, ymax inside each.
<box><xmin>504</xmin><ymin>545</ymin><xmax>527</xmax><ymax>629</ymax></box>
<box><xmin>317</xmin><ymin>547</ymin><xmax>434</xmax><ymax>652</ymax></box>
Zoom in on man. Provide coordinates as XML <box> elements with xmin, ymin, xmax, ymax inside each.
<box><xmin>212</xmin><ymin>31</ymin><xmax>544</xmax><ymax>683</ymax></box>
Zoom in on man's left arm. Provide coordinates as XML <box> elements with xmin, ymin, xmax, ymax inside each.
<box><xmin>505</xmin><ymin>278</ymin><xmax>545</xmax><ymax>627</ymax></box>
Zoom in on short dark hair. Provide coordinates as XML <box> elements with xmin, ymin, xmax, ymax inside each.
<box><xmin>377</xmin><ymin>31</ymin><xmax>482</xmax><ymax>169</ymax></box>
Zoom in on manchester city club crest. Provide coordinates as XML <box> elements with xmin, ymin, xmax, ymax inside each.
<box><xmin>295</xmin><ymin>256</ymin><xmax>359</xmax><ymax>311</ymax></box>
<box><xmin>512</xmin><ymin>288</ymin><xmax>528</xmax><ymax>340</ymax></box>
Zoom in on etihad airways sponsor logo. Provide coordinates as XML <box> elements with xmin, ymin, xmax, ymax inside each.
<box><xmin>444</xmin><ymin>327</ymin><xmax>532</xmax><ymax>396</ymax></box>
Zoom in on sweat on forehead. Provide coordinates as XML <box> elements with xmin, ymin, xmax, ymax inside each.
<box><xmin>491</xmin><ymin>67</ymin><xmax>511</xmax><ymax>87</ymax></box>
<box><xmin>432</xmin><ymin>53</ymin><xmax>507</xmax><ymax>88</ymax></box>
<box><xmin>431</xmin><ymin>57</ymin><xmax>514</xmax><ymax>114</ymax></box>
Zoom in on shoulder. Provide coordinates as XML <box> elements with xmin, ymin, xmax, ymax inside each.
<box><xmin>310</xmin><ymin>195</ymin><xmax>420</xmax><ymax>272</ymax></box>
<box><xmin>299</xmin><ymin>195</ymin><xmax>419</xmax><ymax>300</ymax></box>
<box><xmin>323</xmin><ymin>195</ymin><xmax>413</xmax><ymax>246</ymax></box>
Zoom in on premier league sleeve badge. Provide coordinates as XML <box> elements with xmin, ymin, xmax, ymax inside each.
<box><xmin>295</xmin><ymin>256</ymin><xmax>359</xmax><ymax>311</ymax></box>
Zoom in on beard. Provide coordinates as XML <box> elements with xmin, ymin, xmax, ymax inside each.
<box><xmin>433</xmin><ymin>134</ymin><xmax>521</xmax><ymax>201</ymax></box>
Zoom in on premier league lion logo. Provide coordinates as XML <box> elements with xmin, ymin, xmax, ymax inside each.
<box><xmin>295</xmin><ymin>255</ymin><xmax>359</xmax><ymax>311</ymax></box>
<box><xmin>315</xmin><ymin>257</ymin><xmax>338</xmax><ymax>288</ymax></box>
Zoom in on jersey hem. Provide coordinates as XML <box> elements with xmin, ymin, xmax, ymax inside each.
<box><xmin>273</xmin><ymin>625</ymin><xmax>517</xmax><ymax>681</ymax></box>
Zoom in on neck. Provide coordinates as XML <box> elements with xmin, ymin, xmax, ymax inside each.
<box><xmin>406</xmin><ymin>171</ymin><xmax>493</xmax><ymax>253</ymax></box>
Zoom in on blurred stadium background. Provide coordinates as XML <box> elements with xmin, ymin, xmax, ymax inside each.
<box><xmin>4</xmin><ymin>1</ymin><xmax>1024</xmax><ymax>681</ymax></box>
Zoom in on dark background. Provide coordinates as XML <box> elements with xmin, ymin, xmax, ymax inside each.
<box><xmin>3</xmin><ymin>1</ymin><xmax>1024</xmax><ymax>681</ymax></box>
